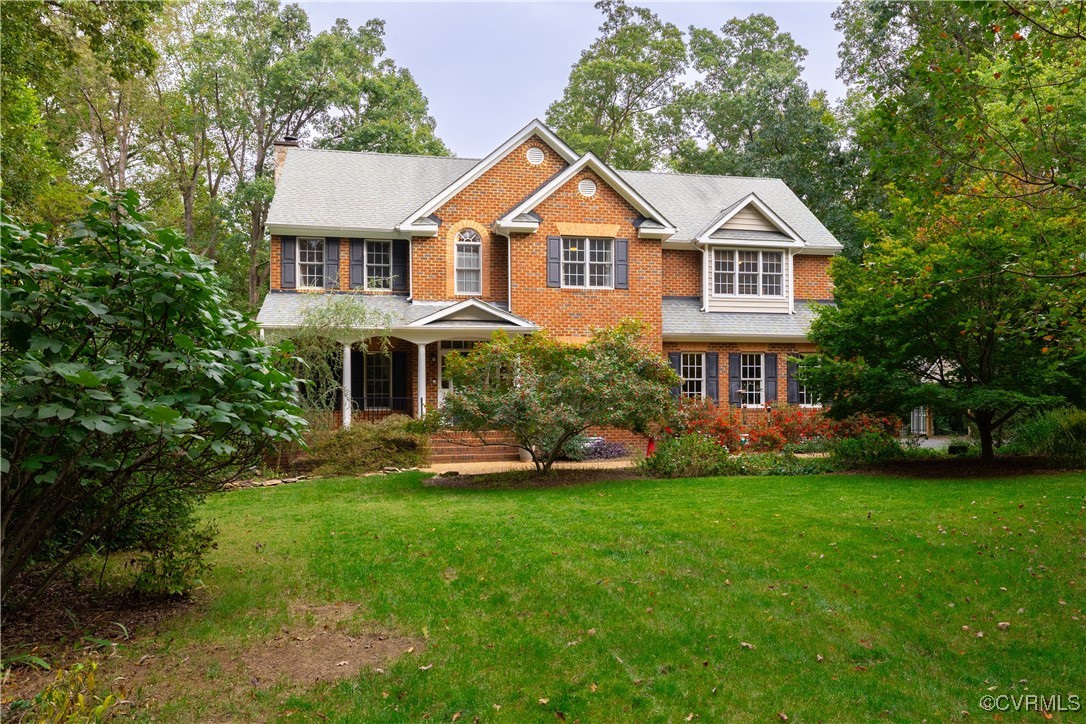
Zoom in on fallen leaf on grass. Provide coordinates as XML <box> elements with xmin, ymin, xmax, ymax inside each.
<box><xmin>538</xmin><ymin>699</ymin><xmax>549</xmax><ymax>705</ymax></box>
<box><xmin>420</xmin><ymin>664</ymin><xmax>433</xmax><ymax>671</ymax></box>
<box><xmin>452</xmin><ymin>713</ymin><xmax>461</xmax><ymax>722</ymax></box>
<box><xmin>740</xmin><ymin>642</ymin><xmax>755</xmax><ymax>650</ymax></box>
<box><xmin>778</xmin><ymin>714</ymin><xmax>789</xmax><ymax>721</ymax></box>
<box><xmin>336</xmin><ymin>661</ymin><xmax>348</xmax><ymax>667</ymax></box>
<box><xmin>590</xmin><ymin>682</ymin><xmax>598</xmax><ymax>692</ymax></box>
<box><xmin>685</xmin><ymin>714</ymin><xmax>697</xmax><ymax>721</ymax></box>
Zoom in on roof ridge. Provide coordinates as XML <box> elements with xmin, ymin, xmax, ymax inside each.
<box><xmin>290</xmin><ymin>147</ymin><xmax>481</xmax><ymax>162</ymax></box>
<box><xmin>619</xmin><ymin>168</ymin><xmax>786</xmax><ymax>183</ymax></box>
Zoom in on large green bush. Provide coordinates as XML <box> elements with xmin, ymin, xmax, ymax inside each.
<box><xmin>0</xmin><ymin>193</ymin><xmax>305</xmax><ymax>601</ymax></box>
<box><xmin>1003</xmin><ymin>408</ymin><xmax>1086</xmax><ymax>466</ymax></box>
<box><xmin>308</xmin><ymin>415</ymin><xmax>429</xmax><ymax>477</ymax></box>
<box><xmin>639</xmin><ymin>434</ymin><xmax>732</xmax><ymax>478</ymax></box>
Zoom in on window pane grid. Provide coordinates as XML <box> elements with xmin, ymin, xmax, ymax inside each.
<box><xmin>762</xmin><ymin>252</ymin><xmax>783</xmax><ymax>296</ymax></box>
<box><xmin>365</xmin><ymin>353</ymin><xmax>391</xmax><ymax>408</ymax></box>
<box><xmin>680</xmin><ymin>353</ymin><xmax>703</xmax><ymax>398</ymax></box>
<box><xmin>299</xmin><ymin>237</ymin><xmax>324</xmax><ymax>288</ymax></box>
<box><xmin>588</xmin><ymin>238</ymin><xmax>612</xmax><ymax>287</ymax></box>
<box><xmin>713</xmin><ymin>249</ymin><xmax>735</xmax><ymax>295</ymax></box>
<box><xmin>711</xmin><ymin>249</ymin><xmax>785</xmax><ymax>297</ymax></box>
<box><xmin>455</xmin><ymin>230</ymin><xmax>482</xmax><ymax>294</ymax></box>
<box><xmin>740</xmin><ymin>353</ymin><xmax>763</xmax><ymax>406</ymax></box>
<box><xmin>366</xmin><ymin>241</ymin><xmax>392</xmax><ymax>289</ymax></box>
<box><xmin>562</xmin><ymin>238</ymin><xmax>586</xmax><ymax>287</ymax></box>
<box><xmin>563</xmin><ymin>237</ymin><xmax>611</xmax><ymax>288</ymax></box>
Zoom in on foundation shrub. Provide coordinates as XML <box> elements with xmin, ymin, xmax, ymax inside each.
<box><xmin>308</xmin><ymin>415</ymin><xmax>429</xmax><ymax>476</ymax></box>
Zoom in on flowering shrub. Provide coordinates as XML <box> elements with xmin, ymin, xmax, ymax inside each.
<box><xmin>663</xmin><ymin>398</ymin><xmax>743</xmax><ymax>450</ymax></box>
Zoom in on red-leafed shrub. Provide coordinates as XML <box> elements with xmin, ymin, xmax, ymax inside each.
<box><xmin>666</xmin><ymin>398</ymin><xmax>743</xmax><ymax>450</ymax></box>
<box><xmin>746</xmin><ymin>424</ymin><xmax>786</xmax><ymax>452</ymax></box>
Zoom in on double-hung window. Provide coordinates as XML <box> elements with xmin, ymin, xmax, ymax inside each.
<box><xmin>455</xmin><ymin>229</ymin><xmax>482</xmax><ymax>294</ymax></box>
<box><xmin>680</xmin><ymin>353</ymin><xmax>704</xmax><ymax>398</ymax></box>
<box><xmin>712</xmin><ymin>249</ymin><xmax>784</xmax><ymax>297</ymax></box>
<box><xmin>298</xmin><ymin>237</ymin><xmax>325</xmax><ymax>289</ymax></box>
<box><xmin>364</xmin><ymin>353</ymin><xmax>392</xmax><ymax>409</ymax></box>
<box><xmin>740</xmin><ymin>353</ymin><xmax>764</xmax><ymax>406</ymax></box>
<box><xmin>366</xmin><ymin>240</ymin><xmax>392</xmax><ymax>289</ymax></box>
<box><xmin>562</xmin><ymin>237</ymin><xmax>612</xmax><ymax>288</ymax></box>
<box><xmin>791</xmin><ymin>354</ymin><xmax>819</xmax><ymax>407</ymax></box>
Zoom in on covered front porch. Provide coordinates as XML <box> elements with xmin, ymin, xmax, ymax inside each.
<box><xmin>256</xmin><ymin>293</ymin><xmax>537</xmax><ymax>428</ymax></box>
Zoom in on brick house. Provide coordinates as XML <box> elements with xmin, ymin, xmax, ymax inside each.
<box><xmin>257</xmin><ymin>120</ymin><xmax>841</xmax><ymax>451</ymax></box>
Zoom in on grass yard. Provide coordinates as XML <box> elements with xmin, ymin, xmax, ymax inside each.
<box><xmin>119</xmin><ymin>472</ymin><xmax>1083</xmax><ymax>720</ymax></box>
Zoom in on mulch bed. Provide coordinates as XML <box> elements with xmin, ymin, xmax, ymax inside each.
<box><xmin>868</xmin><ymin>456</ymin><xmax>1070</xmax><ymax>478</ymax></box>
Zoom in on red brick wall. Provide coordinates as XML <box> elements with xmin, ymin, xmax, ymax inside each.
<box><xmin>794</xmin><ymin>254</ymin><xmax>834</xmax><ymax>300</ymax></box>
<box><xmin>412</xmin><ymin>137</ymin><xmax>569</xmax><ymax>303</ymax></box>
<box><xmin>662</xmin><ymin>248</ymin><xmax>701</xmax><ymax>297</ymax></box>
<box><xmin>509</xmin><ymin>168</ymin><xmax>661</xmax><ymax>343</ymax></box>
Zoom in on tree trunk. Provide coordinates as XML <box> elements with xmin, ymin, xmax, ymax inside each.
<box><xmin>182</xmin><ymin>185</ymin><xmax>196</xmax><ymax>245</ymax></box>
<box><xmin>976</xmin><ymin>410</ymin><xmax>996</xmax><ymax>462</ymax></box>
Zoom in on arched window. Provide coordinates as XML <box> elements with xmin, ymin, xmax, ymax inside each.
<box><xmin>455</xmin><ymin>229</ymin><xmax>482</xmax><ymax>295</ymax></box>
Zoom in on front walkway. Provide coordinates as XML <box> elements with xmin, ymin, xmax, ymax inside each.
<box><xmin>420</xmin><ymin>458</ymin><xmax>637</xmax><ymax>475</ymax></box>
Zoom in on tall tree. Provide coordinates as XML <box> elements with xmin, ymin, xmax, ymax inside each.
<box><xmin>670</xmin><ymin>14</ymin><xmax>863</xmax><ymax>255</ymax></box>
<box><xmin>0</xmin><ymin>0</ymin><xmax>161</xmax><ymax>222</ymax></box>
<box><xmin>802</xmin><ymin>185</ymin><xmax>1085</xmax><ymax>461</ymax></box>
<box><xmin>546</xmin><ymin>0</ymin><xmax>685</xmax><ymax>170</ymax></box>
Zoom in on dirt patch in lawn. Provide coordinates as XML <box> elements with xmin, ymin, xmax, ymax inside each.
<box><xmin>121</xmin><ymin>602</ymin><xmax>423</xmax><ymax>704</ymax></box>
<box><xmin>425</xmin><ymin>466</ymin><xmax>645</xmax><ymax>489</ymax></box>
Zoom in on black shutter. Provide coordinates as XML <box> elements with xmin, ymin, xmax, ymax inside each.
<box><xmin>392</xmin><ymin>239</ymin><xmax>408</xmax><ymax>291</ymax></box>
<box><xmin>765</xmin><ymin>353</ymin><xmax>778</xmax><ymax>403</ymax></box>
<box><xmin>786</xmin><ymin>358</ymin><xmax>799</xmax><ymax>405</ymax></box>
<box><xmin>280</xmin><ymin>236</ymin><xmax>296</xmax><ymax>289</ymax></box>
<box><xmin>350</xmin><ymin>239</ymin><xmax>364</xmax><ymax>288</ymax></box>
<box><xmin>392</xmin><ymin>351</ymin><xmax>409</xmax><ymax>410</ymax></box>
<box><xmin>547</xmin><ymin>236</ymin><xmax>562</xmax><ymax>288</ymax></box>
<box><xmin>324</xmin><ymin>239</ymin><xmax>339</xmax><ymax>289</ymax></box>
<box><xmin>668</xmin><ymin>351</ymin><xmax>682</xmax><ymax>398</ymax></box>
<box><xmin>728</xmin><ymin>352</ymin><xmax>741</xmax><ymax>407</ymax></box>
<box><xmin>614</xmin><ymin>238</ymin><xmax>628</xmax><ymax>289</ymax></box>
<box><xmin>706</xmin><ymin>352</ymin><xmax>719</xmax><ymax>403</ymax></box>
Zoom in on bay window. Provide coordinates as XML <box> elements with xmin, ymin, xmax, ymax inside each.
<box><xmin>712</xmin><ymin>249</ymin><xmax>785</xmax><ymax>297</ymax></box>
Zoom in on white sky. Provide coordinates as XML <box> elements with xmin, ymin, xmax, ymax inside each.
<box><xmin>300</xmin><ymin>1</ymin><xmax>846</xmax><ymax>158</ymax></box>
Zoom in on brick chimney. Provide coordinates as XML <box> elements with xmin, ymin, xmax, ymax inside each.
<box><xmin>273</xmin><ymin>135</ymin><xmax>299</xmax><ymax>185</ymax></box>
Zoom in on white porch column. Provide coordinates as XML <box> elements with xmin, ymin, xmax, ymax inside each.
<box><xmin>417</xmin><ymin>343</ymin><xmax>427</xmax><ymax>417</ymax></box>
<box><xmin>341</xmin><ymin>343</ymin><xmax>352</xmax><ymax>429</ymax></box>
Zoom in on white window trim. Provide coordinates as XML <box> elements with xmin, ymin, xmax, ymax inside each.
<box><xmin>364</xmin><ymin>239</ymin><xmax>393</xmax><ymax>290</ymax></box>
<box><xmin>297</xmin><ymin>236</ymin><xmax>326</xmax><ymax>290</ymax></box>
<box><xmin>679</xmin><ymin>352</ymin><xmax>706</xmax><ymax>399</ymax></box>
<box><xmin>561</xmin><ymin>237</ymin><xmax>614</xmax><ymax>290</ymax></box>
<box><xmin>454</xmin><ymin>229</ymin><xmax>483</xmax><ymax>296</ymax></box>
<box><xmin>791</xmin><ymin>354</ymin><xmax>822</xmax><ymax>408</ymax></box>
<box><xmin>739</xmin><ymin>352</ymin><xmax>765</xmax><ymax>408</ymax></box>
<box><xmin>711</xmin><ymin>248</ymin><xmax>785</xmax><ymax>299</ymax></box>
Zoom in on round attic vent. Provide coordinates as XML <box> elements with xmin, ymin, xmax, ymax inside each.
<box><xmin>526</xmin><ymin>147</ymin><xmax>545</xmax><ymax>165</ymax></box>
<box><xmin>578</xmin><ymin>178</ymin><xmax>597</xmax><ymax>197</ymax></box>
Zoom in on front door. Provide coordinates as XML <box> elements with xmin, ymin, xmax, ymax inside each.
<box><xmin>438</xmin><ymin>350</ymin><xmax>454</xmax><ymax>407</ymax></box>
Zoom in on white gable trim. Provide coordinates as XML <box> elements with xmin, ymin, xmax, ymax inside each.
<box><xmin>398</xmin><ymin>120</ymin><xmax>578</xmax><ymax>232</ymax></box>
<box><xmin>495</xmin><ymin>153</ymin><xmax>677</xmax><ymax>239</ymax></box>
<box><xmin>695</xmin><ymin>193</ymin><xmax>802</xmax><ymax>245</ymax></box>
<box><xmin>406</xmin><ymin>298</ymin><xmax>536</xmax><ymax>328</ymax></box>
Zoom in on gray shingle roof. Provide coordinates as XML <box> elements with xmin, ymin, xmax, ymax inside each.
<box><xmin>662</xmin><ymin>297</ymin><xmax>825</xmax><ymax>340</ymax></box>
<box><xmin>256</xmin><ymin>292</ymin><xmax>521</xmax><ymax>330</ymax></box>
<box><xmin>618</xmin><ymin>171</ymin><xmax>841</xmax><ymax>249</ymax></box>
<box><xmin>266</xmin><ymin>149</ymin><xmax>478</xmax><ymax>232</ymax></box>
<box><xmin>266</xmin><ymin>145</ymin><xmax>842</xmax><ymax>251</ymax></box>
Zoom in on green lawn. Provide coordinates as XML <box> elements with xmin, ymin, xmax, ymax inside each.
<box><xmin>136</xmin><ymin>472</ymin><xmax>1084</xmax><ymax>722</ymax></box>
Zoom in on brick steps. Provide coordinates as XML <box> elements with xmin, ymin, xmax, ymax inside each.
<box><xmin>428</xmin><ymin>433</ymin><xmax>522</xmax><ymax>464</ymax></box>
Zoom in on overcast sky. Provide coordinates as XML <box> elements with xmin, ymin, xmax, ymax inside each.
<box><xmin>300</xmin><ymin>1</ymin><xmax>846</xmax><ymax>159</ymax></box>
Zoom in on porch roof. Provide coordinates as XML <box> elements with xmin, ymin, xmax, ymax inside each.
<box><xmin>661</xmin><ymin>297</ymin><xmax>827</xmax><ymax>341</ymax></box>
<box><xmin>256</xmin><ymin>291</ymin><xmax>537</xmax><ymax>343</ymax></box>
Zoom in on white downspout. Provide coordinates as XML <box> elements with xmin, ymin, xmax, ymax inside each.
<box><xmin>697</xmin><ymin>242</ymin><xmax>708</xmax><ymax>312</ymax></box>
<box><xmin>407</xmin><ymin>237</ymin><xmax>414</xmax><ymax>301</ymax></box>
<box><xmin>788</xmin><ymin>250</ymin><xmax>795</xmax><ymax>315</ymax></box>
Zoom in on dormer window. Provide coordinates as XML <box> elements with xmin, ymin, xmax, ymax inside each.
<box><xmin>713</xmin><ymin>249</ymin><xmax>783</xmax><ymax>297</ymax></box>
<box><xmin>298</xmin><ymin>237</ymin><xmax>325</xmax><ymax>289</ymax></box>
